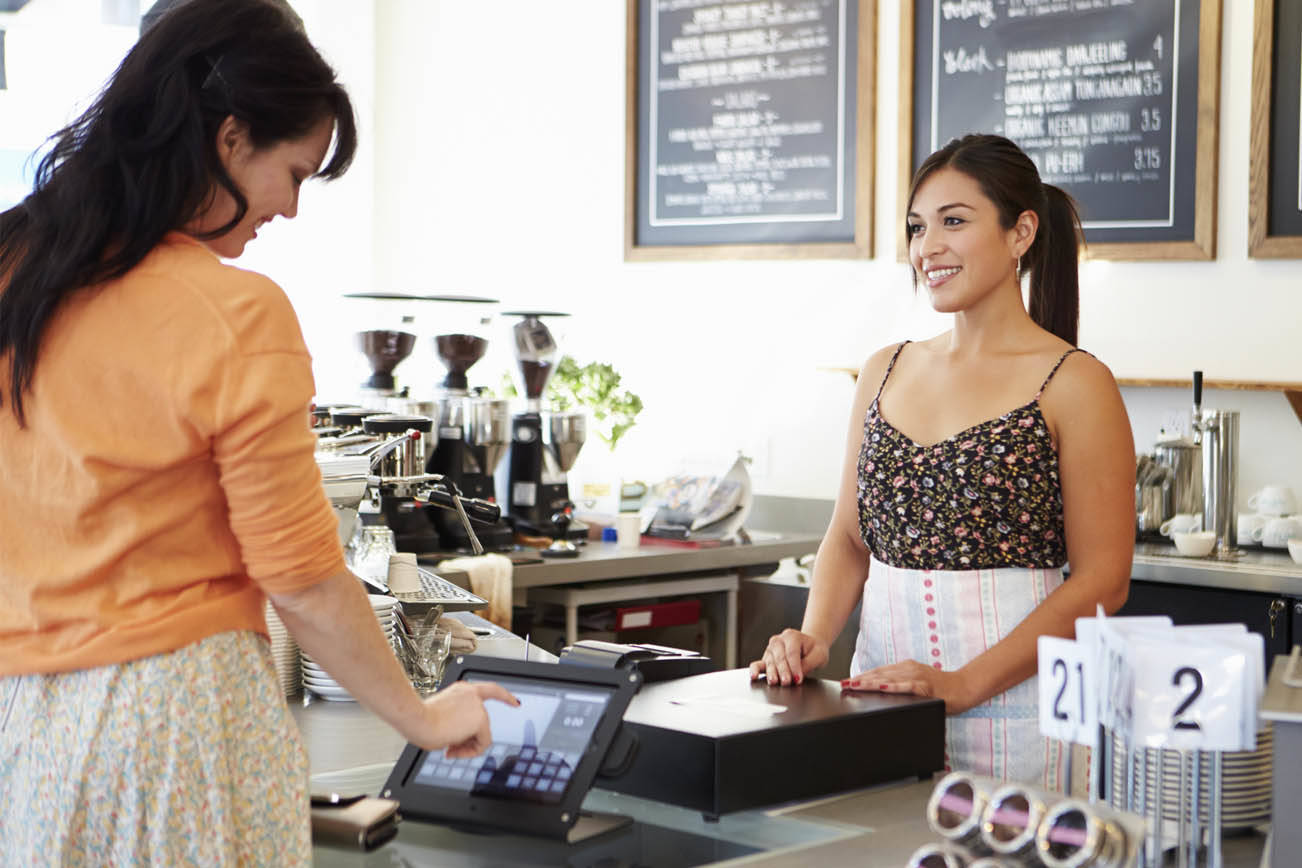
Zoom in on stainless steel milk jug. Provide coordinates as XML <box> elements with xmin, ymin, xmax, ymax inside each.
<box><xmin>1153</xmin><ymin>438</ymin><xmax>1202</xmax><ymax>516</ymax></box>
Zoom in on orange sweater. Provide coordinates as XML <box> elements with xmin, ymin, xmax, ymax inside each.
<box><xmin>0</xmin><ymin>232</ymin><xmax>345</xmax><ymax>676</ymax></box>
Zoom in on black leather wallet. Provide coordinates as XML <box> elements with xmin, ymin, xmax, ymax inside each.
<box><xmin>309</xmin><ymin>794</ymin><xmax>400</xmax><ymax>851</ymax></box>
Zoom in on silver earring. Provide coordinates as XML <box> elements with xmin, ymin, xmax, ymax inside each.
<box><xmin>1016</xmin><ymin>255</ymin><xmax>1022</xmax><ymax>277</ymax></box>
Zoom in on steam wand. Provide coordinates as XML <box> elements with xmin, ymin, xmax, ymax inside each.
<box><xmin>411</xmin><ymin>477</ymin><xmax>497</xmax><ymax>557</ymax></box>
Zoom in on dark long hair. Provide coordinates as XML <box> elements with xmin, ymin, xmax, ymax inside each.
<box><xmin>907</xmin><ymin>134</ymin><xmax>1082</xmax><ymax>346</ymax></box>
<box><xmin>0</xmin><ymin>0</ymin><xmax>357</xmax><ymax>424</ymax></box>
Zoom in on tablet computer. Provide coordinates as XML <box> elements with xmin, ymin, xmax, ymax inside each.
<box><xmin>381</xmin><ymin>656</ymin><xmax>642</xmax><ymax>840</ymax></box>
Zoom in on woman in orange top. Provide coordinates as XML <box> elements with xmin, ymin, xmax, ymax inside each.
<box><xmin>0</xmin><ymin>2</ymin><xmax>514</xmax><ymax>864</ymax></box>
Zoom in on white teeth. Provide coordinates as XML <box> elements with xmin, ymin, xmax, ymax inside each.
<box><xmin>927</xmin><ymin>267</ymin><xmax>960</xmax><ymax>280</ymax></box>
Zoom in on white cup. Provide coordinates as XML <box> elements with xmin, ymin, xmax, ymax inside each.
<box><xmin>1160</xmin><ymin>513</ymin><xmax>1202</xmax><ymax>537</ymax></box>
<box><xmin>1288</xmin><ymin>537</ymin><xmax>1302</xmax><ymax>565</ymax></box>
<box><xmin>1237</xmin><ymin>513</ymin><xmax>1267</xmax><ymax>546</ymax></box>
<box><xmin>1247</xmin><ymin>485</ymin><xmax>1298</xmax><ymax>517</ymax></box>
<box><xmin>1254</xmin><ymin>516</ymin><xmax>1302</xmax><ymax>549</ymax></box>
<box><xmin>1172</xmin><ymin>530</ymin><xmax>1216</xmax><ymax>557</ymax></box>
<box><xmin>615</xmin><ymin>513</ymin><xmax>643</xmax><ymax>550</ymax></box>
<box><xmin>387</xmin><ymin>552</ymin><xmax>421</xmax><ymax>593</ymax></box>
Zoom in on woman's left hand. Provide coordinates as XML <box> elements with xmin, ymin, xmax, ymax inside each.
<box><xmin>841</xmin><ymin>660</ymin><xmax>975</xmax><ymax>715</ymax></box>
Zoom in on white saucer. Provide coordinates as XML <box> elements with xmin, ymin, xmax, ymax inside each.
<box><xmin>308</xmin><ymin>683</ymin><xmax>355</xmax><ymax>700</ymax></box>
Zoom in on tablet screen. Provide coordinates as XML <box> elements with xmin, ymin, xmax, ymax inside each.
<box><xmin>409</xmin><ymin>674</ymin><xmax>615</xmax><ymax>805</ymax></box>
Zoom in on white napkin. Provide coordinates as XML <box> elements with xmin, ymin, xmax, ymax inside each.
<box><xmin>439</xmin><ymin>616</ymin><xmax>478</xmax><ymax>654</ymax></box>
<box><xmin>436</xmin><ymin>553</ymin><xmax>513</xmax><ymax>631</ymax></box>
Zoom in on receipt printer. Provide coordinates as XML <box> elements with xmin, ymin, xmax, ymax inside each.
<box><xmin>559</xmin><ymin>639</ymin><xmax>719</xmax><ymax>684</ymax></box>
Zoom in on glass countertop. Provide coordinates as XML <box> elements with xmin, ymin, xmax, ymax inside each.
<box><xmin>310</xmin><ymin>763</ymin><xmax>859</xmax><ymax>868</ymax></box>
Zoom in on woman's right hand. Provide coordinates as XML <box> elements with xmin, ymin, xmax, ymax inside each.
<box><xmin>747</xmin><ymin>628</ymin><xmax>829</xmax><ymax>686</ymax></box>
<box><xmin>411</xmin><ymin>681</ymin><xmax>519</xmax><ymax>758</ymax></box>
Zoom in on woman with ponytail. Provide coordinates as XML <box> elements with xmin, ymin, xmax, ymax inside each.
<box><xmin>751</xmin><ymin>134</ymin><xmax>1133</xmax><ymax>789</ymax></box>
<box><xmin>0</xmin><ymin>2</ymin><xmax>514</xmax><ymax>863</ymax></box>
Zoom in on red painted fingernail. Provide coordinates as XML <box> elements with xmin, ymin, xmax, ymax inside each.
<box><xmin>880</xmin><ymin>683</ymin><xmax>890</xmax><ymax>690</ymax></box>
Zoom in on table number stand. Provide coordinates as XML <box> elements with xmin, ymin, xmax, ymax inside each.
<box><xmin>1047</xmin><ymin>614</ymin><xmax>1260</xmax><ymax>868</ymax></box>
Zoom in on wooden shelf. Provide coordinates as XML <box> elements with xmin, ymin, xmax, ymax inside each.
<box><xmin>1114</xmin><ymin>377</ymin><xmax>1302</xmax><ymax>392</ymax></box>
<box><xmin>1115</xmin><ymin>378</ymin><xmax>1302</xmax><ymax>427</ymax></box>
<box><xmin>820</xmin><ymin>369</ymin><xmax>1302</xmax><ymax>425</ymax></box>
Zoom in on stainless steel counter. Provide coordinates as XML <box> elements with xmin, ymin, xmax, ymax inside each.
<box><xmin>503</xmin><ymin>531</ymin><xmax>823</xmax><ymax>591</ymax></box>
<box><xmin>1131</xmin><ymin>542</ymin><xmax>1302</xmax><ymax>596</ymax></box>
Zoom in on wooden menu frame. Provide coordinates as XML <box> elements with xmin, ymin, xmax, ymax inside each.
<box><xmin>625</xmin><ymin>0</ymin><xmax>875</xmax><ymax>261</ymax></box>
<box><xmin>896</xmin><ymin>1</ymin><xmax>1221</xmax><ymax>262</ymax></box>
<box><xmin>1249</xmin><ymin>0</ymin><xmax>1302</xmax><ymax>257</ymax></box>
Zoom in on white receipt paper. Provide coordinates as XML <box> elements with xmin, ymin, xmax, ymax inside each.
<box><xmin>668</xmin><ymin>695</ymin><xmax>788</xmax><ymax>717</ymax></box>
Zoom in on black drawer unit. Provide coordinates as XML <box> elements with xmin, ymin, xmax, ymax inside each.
<box><xmin>1119</xmin><ymin>580</ymin><xmax>1297</xmax><ymax>665</ymax></box>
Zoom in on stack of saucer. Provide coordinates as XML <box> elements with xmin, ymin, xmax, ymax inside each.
<box><xmin>1109</xmin><ymin>724</ymin><xmax>1273</xmax><ymax>831</ymax></box>
<box><xmin>301</xmin><ymin>594</ymin><xmax>398</xmax><ymax>701</ymax></box>
<box><xmin>264</xmin><ymin>602</ymin><xmax>300</xmax><ymax>698</ymax></box>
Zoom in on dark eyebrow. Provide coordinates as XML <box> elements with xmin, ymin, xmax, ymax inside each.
<box><xmin>907</xmin><ymin>202</ymin><xmax>975</xmax><ymax>219</ymax></box>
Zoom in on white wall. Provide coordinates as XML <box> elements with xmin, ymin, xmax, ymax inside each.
<box><xmin>10</xmin><ymin>1</ymin><xmax>1298</xmax><ymax>507</ymax></box>
<box><xmin>347</xmin><ymin>1</ymin><xmax>1302</xmax><ymax>507</ymax></box>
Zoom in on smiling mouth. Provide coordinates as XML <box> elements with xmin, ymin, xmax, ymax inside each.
<box><xmin>925</xmin><ymin>266</ymin><xmax>961</xmax><ymax>286</ymax></box>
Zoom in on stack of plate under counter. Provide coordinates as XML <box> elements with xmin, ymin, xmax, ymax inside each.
<box><xmin>1108</xmin><ymin>725</ymin><xmax>1273</xmax><ymax>830</ymax></box>
<box><xmin>300</xmin><ymin>594</ymin><xmax>398</xmax><ymax>701</ymax></box>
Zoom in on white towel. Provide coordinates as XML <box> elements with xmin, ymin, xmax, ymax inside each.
<box><xmin>437</xmin><ymin>553</ymin><xmax>513</xmax><ymax>630</ymax></box>
<box><xmin>438</xmin><ymin>616</ymin><xmax>478</xmax><ymax>654</ymax></box>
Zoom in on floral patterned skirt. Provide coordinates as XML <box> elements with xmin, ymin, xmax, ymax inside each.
<box><xmin>852</xmin><ymin>555</ymin><xmax>1067</xmax><ymax>790</ymax></box>
<box><xmin>0</xmin><ymin>631</ymin><xmax>310</xmax><ymax>867</ymax></box>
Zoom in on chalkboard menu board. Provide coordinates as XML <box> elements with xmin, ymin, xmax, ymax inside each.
<box><xmin>625</xmin><ymin>0</ymin><xmax>875</xmax><ymax>260</ymax></box>
<box><xmin>899</xmin><ymin>1</ymin><xmax>1220</xmax><ymax>261</ymax></box>
<box><xmin>1249</xmin><ymin>0</ymin><xmax>1302</xmax><ymax>257</ymax></box>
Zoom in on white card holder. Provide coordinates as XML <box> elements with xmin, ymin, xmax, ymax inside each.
<box><xmin>1043</xmin><ymin>610</ymin><xmax>1268</xmax><ymax>867</ymax></box>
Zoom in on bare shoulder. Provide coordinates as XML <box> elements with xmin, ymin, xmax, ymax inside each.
<box><xmin>1046</xmin><ymin>349</ymin><xmax>1120</xmax><ymax>400</ymax></box>
<box><xmin>1040</xmin><ymin>349</ymin><xmax>1128</xmax><ymax>433</ymax></box>
<box><xmin>854</xmin><ymin>341</ymin><xmax>910</xmax><ymax>403</ymax></box>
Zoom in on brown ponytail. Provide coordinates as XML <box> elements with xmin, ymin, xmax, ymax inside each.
<box><xmin>1026</xmin><ymin>184</ymin><xmax>1082</xmax><ymax>346</ymax></box>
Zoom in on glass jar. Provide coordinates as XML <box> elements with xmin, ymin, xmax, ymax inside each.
<box><xmin>353</xmin><ymin>525</ymin><xmax>397</xmax><ymax>587</ymax></box>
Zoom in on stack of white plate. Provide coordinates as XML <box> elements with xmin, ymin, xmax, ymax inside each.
<box><xmin>1108</xmin><ymin>725</ymin><xmax>1273</xmax><ymax>830</ymax></box>
<box><xmin>301</xmin><ymin>594</ymin><xmax>398</xmax><ymax>701</ymax></box>
<box><xmin>265</xmin><ymin>602</ymin><xmax>300</xmax><ymax>698</ymax></box>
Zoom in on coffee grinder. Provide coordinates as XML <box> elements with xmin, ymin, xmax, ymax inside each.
<box><xmin>344</xmin><ymin>293</ymin><xmax>422</xmax><ymax>403</ymax></box>
<box><xmin>421</xmin><ymin>296</ymin><xmax>517</xmax><ymax>553</ymax></box>
<box><xmin>500</xmin><ymin>312</ymin><xmax>587</xmax><ymax>547</ymax></box>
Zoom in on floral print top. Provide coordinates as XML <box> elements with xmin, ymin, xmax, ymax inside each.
<box><xmin>856</xmin><ymin>342</ymin><xmax>1084</xmax><ymax>570</ymax></box>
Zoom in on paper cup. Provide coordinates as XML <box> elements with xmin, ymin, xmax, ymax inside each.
<box><xmin>616</xmin><ymin>513</ymin><xmax>642</xmax><ymax>550</ymax></box>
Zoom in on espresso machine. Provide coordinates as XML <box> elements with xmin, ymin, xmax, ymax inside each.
<box><xmin>350</xmin><ymin>413</ymin><xmax>502</xmax><ymax>556</ymax></box>
<box><xmin>499</xmin><ymin>312</ymin><xmax>587</xmax><ymax>546</ymax></box>
<box><xmin>421</xmin><ymin>296</ymin><xmax>516</xmax><ymax>552</ymax></box>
